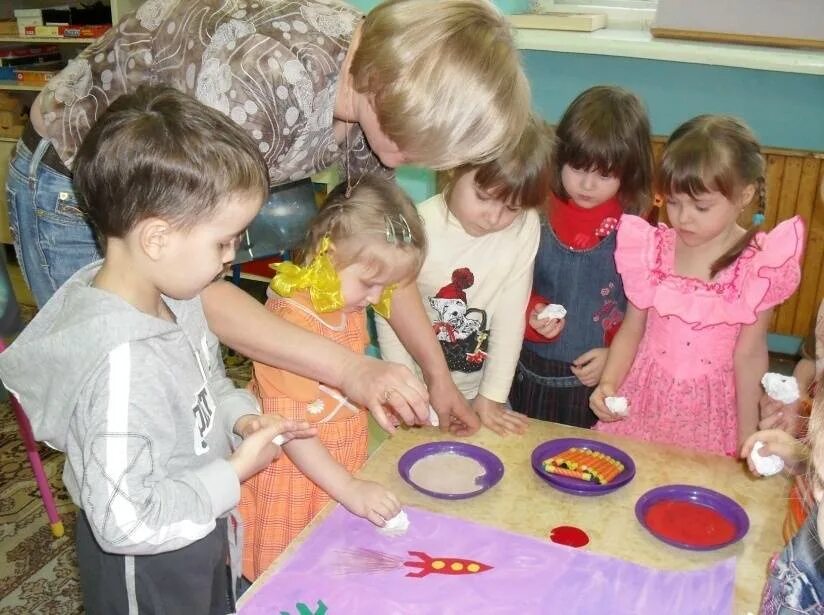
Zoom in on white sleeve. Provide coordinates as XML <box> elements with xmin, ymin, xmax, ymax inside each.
<box><xmin>478</xmin><ymin>214</ymin><xmax>540</xmax><ymax>403</ymax></box>
<box><xmin>74</xmin><ymin>344</ymin><xmax>238</xmax><ymax>555</ymax></box>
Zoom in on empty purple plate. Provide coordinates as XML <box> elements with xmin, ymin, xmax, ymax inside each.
<box><xmin>398</xmin><ymin>441</ymin><xmax>504</xmax><ymax>500</ymax></box>
<box><xmin>531</xmin><ymin>438</ymin><xmax>635</xmax><ymax>496</ymax></box>
<box><xmin>635</xmin><ymin>484</ymin><xmax>749</xmax><ymax>551</ymax></box>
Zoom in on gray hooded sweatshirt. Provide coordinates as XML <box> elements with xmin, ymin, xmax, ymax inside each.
<box><xmin>0</xmin><ymin>262</ymin><xmax>258</xmax><ymax>556</ymax></box>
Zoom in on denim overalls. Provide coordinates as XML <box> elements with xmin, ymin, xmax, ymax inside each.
<box><xmin>761</xmin><ymin>508</ymin><xmax>824</xmax><ymax>614</ymax></box>
<box><xmin>510</xmin><ymin>221</ymin><xmax>626</xmax><ymax>427</ymax></box>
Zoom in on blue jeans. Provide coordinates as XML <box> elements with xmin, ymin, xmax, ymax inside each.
<box><xmin>5</xmin><ymin>139</ymin><xmax>100</xmax><ymax>306</ymax></box>
<box><xmin>761</xmin><ymin>510</ymin><xmax>824</xmax><ymax>614</ymax></box>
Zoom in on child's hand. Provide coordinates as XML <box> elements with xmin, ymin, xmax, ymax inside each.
<box><xmin>758</xmin><ymin>392</ymin><xmax>805</xmax><ymax>436</ymax></box>
<box><xmin>740</xmin><ymin>429</ymin><xmax>808</xmax><ymax>475</ymax></box>
<box><xmin>229</xmin><ymin>421</ymin><xmax>306</xmax><ymax>482</ymax></box>
<box><xmin>427</xmin><ymin>375</ymin><xmax>481</xmax><ymax>437</ymax></box>
<box><xmin>340</xmin><ymin>479</ymin><xmax>401</xmax><ymax>527</ymax></box>
<box><xmin>590</xmin><ymin>382</ymin><xmax>625</xmax><ymax>422</ymax></box>
<box><xmin>233</xmin><ymin>413</ymin><xmax>317</xmax><ymax>442</ymax></box>
<box><xmin>571</xmin><ymin>348</ymin><xmax>608</xmax><ymax>387</ymax></box>
<box><xmin>472</xmin><ymin>396</ymin><xmax>528</xmax><ymax>436</ymax></box>
<box><xmin>528</xmin><ymin>304</ymin><xmax>565</xmax><ymax>340</ymax></box>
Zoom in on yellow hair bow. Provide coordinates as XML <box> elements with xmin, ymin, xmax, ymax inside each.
<box><xmin>269</xmin><ymin>235</ymin><xmax>397</xmax><ymax>318</ymax></box>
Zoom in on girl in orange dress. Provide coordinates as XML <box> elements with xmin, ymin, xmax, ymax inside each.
<box><xmin>239</xmin><ymin>176</ymin><xmax>427</xmax><ymax>581</ymax></box>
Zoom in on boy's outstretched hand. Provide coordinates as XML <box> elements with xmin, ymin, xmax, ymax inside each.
<box><xmin>340</xmin><ymin>479</ymin><xmax>401</xmax><ymax>527</ymax></box>
<box><xmin>233</xmin><ymin>413</ymin><xmax>316</xmax><ymax>441</ymax></box>
<box><xmin>230</xmin><ymin>416</ymin><xmax>317</xmax><ymax>482</ymax></box>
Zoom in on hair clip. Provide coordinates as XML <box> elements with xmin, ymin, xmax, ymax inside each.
<box><xmin>384</xmin><ymin>214</ymin><xmax>412</xmax><ymax>244</ymax></box>
<box><xmin>752</xmin><ymin>212</ymin><xmax>765</xmax><ymax>226</ymax></box>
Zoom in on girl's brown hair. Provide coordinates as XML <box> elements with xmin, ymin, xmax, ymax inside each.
<box><xmin>446</xmin><ymin>114</ymin><xmax>554</xmax><ymax>210</ymax></box>
<box><xmin>550</xmin><ymin>85</ymin><xmax>653</xmax><ymax>215</ymax></box>
<box><xmin>301</xmin><ymin>175</ymin><xmax>426</xmax><ymax>280</ymax></box>
<box><xmin>658</xmin><ymin>115</ymin><xmax>765</xmax><ymax>278</ymax></box>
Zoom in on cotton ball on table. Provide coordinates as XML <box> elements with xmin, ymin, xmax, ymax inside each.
<box><xmin>761</xmin><ymin>372</ymin><xmax>800</xmax><ymax>404</ymax></box>
<box><xmin>749</xmin><ymin>441</ymin><xmax>785</xmax><ymax>477</ymax></box>
<box><xmin>428</xmin><ymin>405</ymin><xmax>440</xmax><ymax>427</ymax></box>
<box><xmin>379</xmin><ymin>510</ymin><xmax>410</xmax><ymax>537</ymax></box>
<box><xmin>605</xmin><ymin>396</ymin><xmax>629</xmax><ymax>416</ymax></box>
<box><xmin>537</xmin><ymin>304</ymin><xmax>567</xmax><ymax>320</ymax></box>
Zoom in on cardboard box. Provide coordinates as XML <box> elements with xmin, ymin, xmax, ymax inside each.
<box><xmin>509</xmin><ymin>12</ymin><xmax>607</xmax><ymax>33</ymax></box>
<box><xmin>14</xmin><ymin>9</ymin><xmax>44</xmax><ymax>36</ymax></box>
<box><xmin>24</xmin><ymin>25</ymin><xmax>63</xmax><ymax>38</ymax></box>
<box><xmin>0</xmin><ymin>20</ymin><xmax>18</xmax><ymax>36</ymax></box>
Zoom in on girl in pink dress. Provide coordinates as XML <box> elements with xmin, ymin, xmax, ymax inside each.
<box><xmin>591</xmin><ymin>115</ymin><xmax>805</xmax><ymax>456</ymax></box>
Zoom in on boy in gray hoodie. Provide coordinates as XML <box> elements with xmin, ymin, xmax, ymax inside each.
<box><xmin>0</xmin><ymin>85</ymin><xmax>316</xmax><ymax>614</ymax></box>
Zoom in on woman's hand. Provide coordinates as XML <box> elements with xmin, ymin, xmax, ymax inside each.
<box><xmin>340</xmin><ymin>355</ymin><xmax>430</xmax><ymax>434</ymax></box>
<box><xmin>339</xmin><ymin>479</ymin><xmax>401</xmax><ymax>527</ymax></box>
<box><xmin>472</xmin><ymin>396</ymin><xmax>528</xmax><ymax>436</ymax></box>
<box><xmin>740</xmin><ymin>429</ymin><xmax>808</xmax><ymax>475</ymax></box>
<box><xmin>528</xmin><ymin>304</ymin><xmax>565</xmax><ymax>340</ymax></box>
<box><xmin>589</xmin><ymin>382</ymin><xmax>625</xmax><ymax>422</ymax></box>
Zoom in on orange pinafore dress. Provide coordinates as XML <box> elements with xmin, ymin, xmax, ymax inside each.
<box><xmin>239</xmin><ymin>292</ymin><xmax>369</xmax><ymax>580</ymax></box>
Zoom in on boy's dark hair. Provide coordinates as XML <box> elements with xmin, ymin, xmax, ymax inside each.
<box><xmin>447</xmin><ymin>114</ymin><xmax>554</xmax><ymax>210</ymax></box>
<box><xmin>74</xmin><ymin>85</ymin><xmax>269</xmax><ymax>239</ymax></box>
<box><xmin>550</xmin><ymin>85</ymin><xmax>653</xmax><ymax>215</ymax></box>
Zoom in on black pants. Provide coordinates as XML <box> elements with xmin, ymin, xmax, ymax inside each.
<box><xmin>75</xmin><ymin>511</ymin><xmax>233</xmax><ymax>615</ymax></box>
<box><xmin>509</xmin><ymin>348</ymin><xmax>598</xmax><ymax>428</ymax></box>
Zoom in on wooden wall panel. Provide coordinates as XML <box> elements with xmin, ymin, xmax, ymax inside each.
<box><xmin>438</xmin><ymin>140</ymin><xmax>823</xmax><ymax>338</ymax></box>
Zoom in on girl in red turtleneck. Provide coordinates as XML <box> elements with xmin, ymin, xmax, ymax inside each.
<box><xmin>509</xmin><ymin>86</ymin><xmax>653</xmax><ymax>427</ymax></box>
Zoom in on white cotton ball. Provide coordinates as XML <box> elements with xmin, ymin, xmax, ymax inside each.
<box><xmin>537</xmin><ymin>303</ymin><xmax>567</xmax><ymax>320</ymax></box>
<box><xmin>428</xmin><ymin>405</ymin><xmax>440</xmax><ymax>427</ymax></box>
<box><xmin>379</xmin><ymin>510</ymin><xmax>410</xmax><ymax>536</ymax></box>
<box><xmin>605</xmin><ymin>396</ymin><xmax>629</xmax><ymax>416</ymax></box>
<box><xmin>761</xmin><ymin>372</ymin><xmax>800</xmax><ymax>404</ymax></box>
<box><xmin>749</xmin><ymin>441</ymin><xmax>785</xmax><ymax>477</ymax></box>
<box><xmin>272</xmin><ymin>434</ymin><xmax>287</xmax><ymax>446</ymax></box>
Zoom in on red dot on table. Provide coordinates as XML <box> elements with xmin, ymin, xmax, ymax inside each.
<box><xmin>549</xmin><ymin>525</ymin><xmax>589</xmax><ymax>548</ymax></box>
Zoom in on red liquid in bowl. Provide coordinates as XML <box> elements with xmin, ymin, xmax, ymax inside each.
<box><xmin>644</xmin><ymin>499</ymin><xmax>736</xmax><ymax>547</ymax></box>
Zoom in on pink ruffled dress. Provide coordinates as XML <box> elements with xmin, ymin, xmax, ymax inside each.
<box><xmin>595</xmin><ymin>215</ymin><xmax>804</xmax><ymax>456</ymax></box>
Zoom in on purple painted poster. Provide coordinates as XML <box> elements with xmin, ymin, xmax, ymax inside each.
<box><xmin>240</xmin><ymin>506</ymin><xmax>735</xmax><ymax>615</ymax></box>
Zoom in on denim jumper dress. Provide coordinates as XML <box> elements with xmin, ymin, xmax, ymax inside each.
<box><xmin>761</xmin><ymin>507</ymin><xmax>824</xmax><ymax>614</ymax></box>
<box><xmin>510</xmin><ymin>221</ymin><xmax>626</xmax><ymax>427</ymax></box>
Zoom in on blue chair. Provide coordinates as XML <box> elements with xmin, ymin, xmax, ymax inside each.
<box><xmin>231</xmin><ymin>178</ymin><xmax>319</xmax><ymax>283</ymax></box>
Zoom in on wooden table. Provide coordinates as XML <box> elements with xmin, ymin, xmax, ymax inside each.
<box><xmin>243</xmin><ymin>420</ymin><xmax>791</xmax><ymax>613</ymax></box>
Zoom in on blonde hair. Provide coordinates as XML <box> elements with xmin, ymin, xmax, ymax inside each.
<box><xmin>301</xmin><ymin>176</ymin><xmax>426</xmax><ymax>281</ymax></box>
<box><xmin>352</xmin><ymin>0</ymin><xmax>530</xmax><ymax>170</ymax></box>
<box><xmin>446</xmin><ymin>114</ymin><xmax>554</xmax><ymax>209</ymax></box>
<box><xmin>659</xmin><ymin>115</ymin><xmax>765</xmax><ymax>278</ymax></box>
<box><xmin>550</xmin><ymin>86</ymin><xmax>653</xmax><ymax>215</ymax></box>
<box><xmin>805</xmin><ymin>393</ymin><xmax>824</xmax><ymax>506</ymax></box>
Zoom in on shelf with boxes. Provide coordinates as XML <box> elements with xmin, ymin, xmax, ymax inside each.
<box><xmin>0</xmin><ymin>1</ymin><xmax>141</xmax><ymax>245</ymax></box>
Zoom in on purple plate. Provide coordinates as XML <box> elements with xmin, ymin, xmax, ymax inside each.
<box><xmin>531</xmin><ymin>438</ymin><xmax>635</xmax><ymax>496</ymax></box>
<box><xmin>635</xmin><ymin>484</ymin><xmax>749</xmax><ymax>551</ymax></box>
<box><xmin>398</xmin><ymin>441</ymin><xmax>504</xmax><ymax>500</ymax></box>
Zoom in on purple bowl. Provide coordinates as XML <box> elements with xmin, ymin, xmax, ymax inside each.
<box><xmin>635</xmin><ymin>484</ymin><xmax>749</xmax><ymax>551</ymax></box>
<box><xmin>531</xmin><ymin>438</ymin><xmax>636</xmax><ymax>496</ymax></box>
<box><xmin>398</xmin><ymin>441</ymin><xmax>504</xmax><ymax>500</ymax></box>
